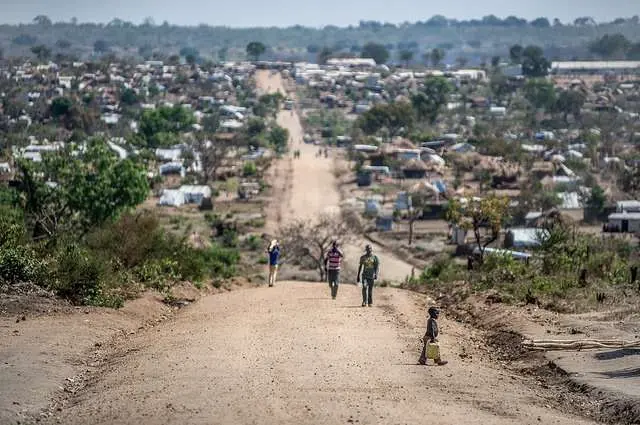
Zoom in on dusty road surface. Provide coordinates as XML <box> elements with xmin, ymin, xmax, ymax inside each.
<box><xmin>43</xmin><ymin>283</ymin><xmax>596</xmax><ymax>425</ymax></box>
<box><xmin>260</xmin><ymin>71</ymin><xmax>413</xmax><ymax>283</ymax></box>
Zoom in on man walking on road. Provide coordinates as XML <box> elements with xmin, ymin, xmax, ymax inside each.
<box><xmin>324</xmin><ymin>240</ymin><xmax>344</xmax><ymax>300</ymax></box>
<box><xmin>357</xmin><ymin>245</ymin><xmax>379</xmax><ymax>307</ymax></box>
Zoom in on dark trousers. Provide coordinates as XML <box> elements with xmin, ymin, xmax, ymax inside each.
<box><xmin>362</xmin><ymin>277</ymin><xmax>374</xmax><ymax>305</ymax></box>
<box><xmin>327</xmin><ymin>269</ymin><xmax>340</xmax><ymax>298</ymax></box>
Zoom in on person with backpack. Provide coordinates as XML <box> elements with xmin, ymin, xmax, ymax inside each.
<box><xmin>418</xmin><ymin>307</ymin><xmax>448</xmax><ymax>366</ymax></box>
<box><xmin>324</xmin><ymin>240</ymin><xmax>344</xmax><ymax>300</ymax></box>
<box><xmin>267</xmin><ymin>240</ymin><xmax>280</xmax><ymax>287</ymax></box>
<box><xmin>357</xmin><ymin>244</ymin><xmax>379</xmax><ymax>307</ymax></box>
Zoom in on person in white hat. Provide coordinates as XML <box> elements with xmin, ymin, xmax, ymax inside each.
<box><xmin>267</xmin><ymin>240</ymin><xmax>280</xmax><ymax>287</ymax></box>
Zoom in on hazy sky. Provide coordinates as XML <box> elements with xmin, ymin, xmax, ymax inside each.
<box><xmin>0</xmin><ymin>0</ymin><xmax>637</xmax><ymax>27</ymax></box>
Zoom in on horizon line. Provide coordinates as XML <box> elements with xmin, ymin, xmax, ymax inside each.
<box><xmin>9</xmin><ymin>13</ymin><xmax>640</xmax><ymax>30</ymax></box>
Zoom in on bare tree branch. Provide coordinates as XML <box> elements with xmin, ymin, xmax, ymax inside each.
<box><xmin>278</xmin><ymin>212</ymin><xmax>355</xmax><ymax>280</ymax></box>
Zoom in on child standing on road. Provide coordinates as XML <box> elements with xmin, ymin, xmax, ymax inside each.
<box><xmin>267</xmin><ymin>240</ymin><xmax>280</xmax><ymax>287</ymax></box>
<box><xmin>419</xmin><ymin>307</ymin><xmax>448</xmax><ymax>366</ymax></box>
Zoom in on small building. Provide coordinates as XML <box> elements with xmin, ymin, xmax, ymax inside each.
<box><xmin>375</xmin><ymin>216</ymin><xmax>394</xmax><ymax>232</ymax></box>
<box><xmin>401</xmin><ymin>159</ymin><xmax>428</xmax><ymax>179</ymax></box>
<box><xmin>616</xmin><ymin>200</ymin><xmax>640</xmax><ymax>214</ymax></box>
<box><xmin>179</xmin><ymin>185</ymin><xmax>212</xmax><ymax>205</ymax></box>
<box><xmin>504</xmin><ymin>228</ymin><xmax>549</xmax><ymax>249</ymax></box>
<box><xmin>357</xmin><ymin>170</ymin><xmax>373</xmax><ymax>187</ymax></box>
<box><xmin>607</xmin><ymin>212</ymin><xmax>640</xmax><ymax>233</ymax></box>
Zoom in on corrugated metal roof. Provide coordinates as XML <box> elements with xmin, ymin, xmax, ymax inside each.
<box><xmin>609</xmin><ymin>213</ymin><xmax>640</xmax><ymax>220</ymax></box>
<box><xmin>551</xmin><ymin>61</ymin><xmax>640</xmax><ymax>70</ymax></box>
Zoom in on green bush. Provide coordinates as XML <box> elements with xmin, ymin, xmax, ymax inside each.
<box><xmin>0</xmin><ymin>245</ymin><xmax>47</xmax><ymax>285</ymax></box>
<box><xmin>86</xmin><ymin>213</ymin><xmax>166</xmax><ymax>269</ymax></box>
<box><xmin>135</xmin><ymin>258</ymin><xmax>181</xmax><ymax>292</ymax></box>
<box><xmin>243</xmin><ymin>162</ymin><xmax>257</xmax><ymax>177</ymax></box>
<box><xmin>222</xmin><ymin>227</ymin><xmax>238</xmax><ymax>248</ymax></box>
<box><xmin>51</xmin><ymin>242</ymin><xmax>107</xmax><ymax>305</ymax></box>
<box><xmin>244</xmin><ymin>235</ymin><xmax>262</xmax><ymax>251</ymax></box>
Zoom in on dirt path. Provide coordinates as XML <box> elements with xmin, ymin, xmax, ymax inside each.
<box><xmin>261</xmin><ymin>71</ymin><xmax>413</xmax><ymax>283</ymax></box>
<box><xmin>42</xmin><ymin>283</ymin><xmax>596</xmax><ymax>425</ymax></box>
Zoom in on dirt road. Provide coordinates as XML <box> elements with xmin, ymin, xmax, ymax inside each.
<box><xmin>262</xmin><ymin>72</ymin><xmax>413</xmax><ymax>283</ymax></box>
<box><xmin>44</xmin><ymin>283</ymin><xmax>595</xmax><ymax>425</ymax></box>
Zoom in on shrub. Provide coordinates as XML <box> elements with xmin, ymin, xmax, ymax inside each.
<box><xmin>244</xmin><ymin>234</ymin><xmax>262</xmax><ymax>251</ymax></box>
<box><xmin>86</xmin><ymin>213</ymin><xmax>166</xmax><ymax>269</ymax></box>
<box><xmin>243</xmin><ymin>162</ymin><xmax>257</xmax><ymax>177</ymax></box>
<box><xmin>0</xmin><ymin>245</ymin><xmax>47</xmax><ymax>285</ymax></box>
<box><xmin>135</xmin><ymin>258</ymin><xmax>181</xmax><ymax>292</ymax></box>
<box><xmin>51</xmin><ymin>242</ymin><xmax>107</xmax><ymax>305</ymax></box>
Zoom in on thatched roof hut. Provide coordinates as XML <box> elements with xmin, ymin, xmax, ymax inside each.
<box><xmin>402</xmin><ymin>158</ymin><xmax>429</xmax><ymax>171</ymax></box>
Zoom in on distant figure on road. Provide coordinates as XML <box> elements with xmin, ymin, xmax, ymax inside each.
<box><xmin>418</xmin><ymin>307</ymin><xmax>448</xmax><ymax>366</ymax></box>
<box><xmin>324</xmin><ymin>240</ymin><xmax>344</xmax><ymax>300</ymax></box>
<box><xmin>357</xmin><ymin>245</ymin><xmax>379</xmax><ymax>307</ymax></box>
<box><xmin>267</xmin><ymin>240</ymin><xmax>280</xmax><ymax>287</ymax></box>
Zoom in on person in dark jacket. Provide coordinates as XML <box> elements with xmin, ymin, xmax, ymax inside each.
<box><xmin>418</xmin><ymin>307</ymin><xmax>448</xmax><ymax>366</ymax></box>
<box><xmin>267</xmin><ymin>240</ymin><xmax>280</xmax><ymax>287</ymax></box>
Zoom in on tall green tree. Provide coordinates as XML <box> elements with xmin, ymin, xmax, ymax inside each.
<box><xmin>357</xmin><ymin>102</ymin><xmax>414</xmax><ymax>139</ymax></box>
<box><xmin>589</xmin><ymin>34</ymin><xmax>631</xmax><ymax>58</ymax></box>
<box><xmin>269</xmin><ymin>125</ymin><xmax>289</xmax><ymax>153</ymax></box>
<box><xmin>317</xmin><ymin>47</ymin><xmax>332</xmax><ymax>65</ymax></box>
<box><xmin>361</xmin><ymin>42</ymin><xmax>389</xmax><ymax>64</ymax></box>
<box><xmin>429</xmin><ymin>48</ymin><xmax>445</xmax><ymax>68</ymax></box>
<box><xmin>524</xmin><ymin>78</ymin><xmax>557</xmax><ymax>110</ymax></box>
<box><xmin>14</xmin><ymin>140</ymin><xmax>149</xmax><ymax>239</ymax></box>
<box><xmin>246</xmin><ymin>41</ymin><xmax>266</xmax><ymax>61</ymax></box>
<box><xmin>521</xmin><ymin>45</ymin><xmax>550</xmax><ymax>77</ymax></box>
<box><xmin>30</xmin><ymin>45</ymin><xmax>51</xmax><ymax>61</ymax></box>
<box><xmin>411</xmin><ymin>76</ymin><xmax>452</xmax><ymax>124</ymax></box>
<box><xmin>554</xmin><ymin>90</ymin><xmax>586</xmax><ymax>122</ymax></box>
<box><xmin>138</xmin><ymin>105</ymin><xmax>196</xmax><ymax>148</ymax></box>
<box><xmin>399</xmin><ymin>50</ymin><xmax>414</xmax><ymax>67</ymax></box>
<box><xmin>509</xmin><ymin>44</ymin><xmax>524</xmax><ymax>64</ymax></box>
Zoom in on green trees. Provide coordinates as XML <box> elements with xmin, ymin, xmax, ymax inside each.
<box><xmin>93</xmin><ymin>39</ymin><xmax>109</xmax><ymax>54</ymax></box>
<box><xmin>411</xmin><ymin>76</ymin><xmax>452</xmax><ymax>124</ymax></box>
<box><xmin>30</xmin><ymin>45</ymin><xmax>51</xmax><ymax>61</ymax></box>
<box><xmin>317</xmin><ymin>47</ymin><xmax>332</xmax><ymax>65</ymax></box>
<box><xmin>269</xmin><ymin>125</ymin><xmax>289</xmax><ymax>153</ymax></box>
<box><xmin>589</xmin><ymin>33</ymin><xmax>633</xmax><ymax>59</ymax></box>
<box><xmin>120</xmin><ymin>88</ymin><xmax>138</xmax><ymax>106</ymax></box>
<box><xmin>14</xmin><ymin>139</ymin><xmax>149</xmax><ymax>239</ymax></box>
<box><xmin>586</xmin><ymin>185</ymin><xmax>607</xmax><ymax>215</ymax></box>
<box><xmin>357</xmin><ymin>102</ymin><xmax>415</xmax><ymax>139</ymax></box>
<box><xmin>554</xmin><ymin>90</ymin><xmax>586</xmax><ymax>122</ymax></box>
<box><xmin>521</xmin><ymin>45</ymin><xmax>550</xmax><ymax>77</ymax></box>
<box><xmin>399</xmin><ymin>50</ymin><xmax>414</xmax><ymax>67</ymax></box>
<box><xmin>445</xmin><ymin>196</ymin><xmax>510</xmax><ymax>262</ymax></box>
<box><xmin>246</xmin><ymin>41</ymin><xmax>266</xmax><ymax>61</ymax></box>
<box><xmin>509</xmin><ymin>44</ymin><xmax>524</xmax><ymax>64</ymax></box>
<box><xmin>138</xmin><ymin>105</ymin><xmax>196</xmax><ymax>148</ymax></box>
<box><xmin>429</xmin><ymin>48</ymin><xmax>445</xmax><ymax>68</ymax></box>
<box><xmin>523</xmin><ymin>78</ymin><xmax>557</xmax><ymax>110</ymax></box>
<box><xmin>361</xmin><ymin>42</ymin><xmax>389</xmax><ymax>64</ymax></box>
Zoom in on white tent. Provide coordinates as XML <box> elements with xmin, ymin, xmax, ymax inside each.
<box><xmin>179</xmin><ymin>185</ymin><xmax>212</xmax><ymax>204</ymax></box>
<box><xmin>158</xmin><ymin>189</ymin><xmax>186</xmax><ymax>207</ymax></box>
